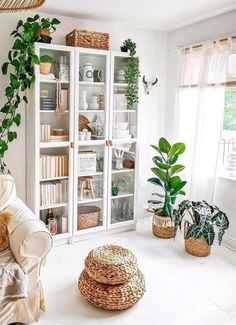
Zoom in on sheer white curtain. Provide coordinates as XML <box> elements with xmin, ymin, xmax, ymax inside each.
<box><xmin>176</xmin><ymin>40</ymin><xmax>231</xmax><ymax>202</ymax></box>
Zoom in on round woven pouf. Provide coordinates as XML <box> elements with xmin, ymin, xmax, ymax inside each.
<box><xmin>78</xmin><ymin>269</ymin><xmax>146</xmax><ymax>310</ymax></box>
<box><xmin>85</xmin><ymin>245</ymin><xmax>138</xmax><ymax>285</ymax></box>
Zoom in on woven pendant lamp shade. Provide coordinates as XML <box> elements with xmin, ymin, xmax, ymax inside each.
<box><xmin>0</xmin><ymin>0</ymin><xmax>46</xmax><ymax>12</ymax></box>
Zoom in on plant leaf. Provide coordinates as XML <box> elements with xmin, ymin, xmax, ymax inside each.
<box><xmin>2</xmin><ymin>62</ymin><xmax>9</xmax><ymax>75</ymax></box>
<box><xmin>155</xmin><ymin>162</ymin><xmax>171</xmax><ymax>170</ymax></box>
<box><xmin>168</xmin><ymin>154</ymin><xmax>178</xmax><ymax>165</ymax></box>
<box><xmin>151</xmin><ymin>167</ymin><xmax>166</xmax><ymax>181</ymax></box>
<box><xmin>202</xmin><ymin>224</ymin><xmax>215</xmax><ymax>246</ymax></box>
<box><xmin>32</xmin><ymin>54</ymin><xmax>40</xmax><ymax>65</ymax></box>
<box><xmin>159</xmin><ymin>137</ymin><xmax>171</xmax><ymax>153</ymax></box>
<box><xmin>168</xmin><ymin>142</ymin><xmax>186</xmax><ymax>158</ymax></box>
<box><xmin>147</xmin><ymin>177</ymin><xmax>163</xmax><ymax>188</ymax></box>
<box><xmin>169</xmin><ymin>164</ymin><xmax>185</xmax><ymax>176</ymax></box>
<box><xmin>148</xmin><ymin>200</ymin><xmax>163</xmax><ymax>205</ymax></box>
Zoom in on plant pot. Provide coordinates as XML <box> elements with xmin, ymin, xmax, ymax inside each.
<box><xmin>112</xmin><ymin>187</ymin><xmax>119</xmax><ymax>196</ymax></box>
<box><xmin>38</xmin><ymin>35</ymin><xmax>52</xmax><ymax>44</ymax></box>
<box><xmin>40</xmin><ymin>62</ymin><xmax>52</xmax><ymax>75</ymax></box>
<box><xmin>152</xmin><ymin>214</ymin><xmax>174</xmax><ymax>239</ymax></box>
<box><xmin>185</xmin><ymin>237</ymin><xmax>211</xmax><ymax>257</ymax></box>
<box><xmin>40</xmin><ymin>28</ymin><xmax>51</xmax><ymax>37</ymax></box>
<box><xmin>120</xmin><ymin>46</ymin><xmax>128</xmax><ymax>52</ymax></box>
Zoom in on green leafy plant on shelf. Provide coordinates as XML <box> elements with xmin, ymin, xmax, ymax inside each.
<box><xmin>123</xmin><ymin>39</ymin><xmax>140</xmax><ymax>109</ymax></box>
<box><xmin>174</xmin><ymin>200</ymin><xmax>229</xmax><ymax>246</ymax></box>
<box><xmin>40</xmin><ymin>55</ymin><xmax>54</xmax><ymax>63</ymax></box>
<box><xmin>148</xmin><ymin>137</ymin><xmax>187</xmax><ymax>218</ymax></box>
<box><xmin>0</xmin><ymin>15</ymin><xmax>60</xmax><ymax>173</ymax></box>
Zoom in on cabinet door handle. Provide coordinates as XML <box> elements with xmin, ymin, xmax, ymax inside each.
<box><xmin>70</xmin><ymin>142</ymin><xmax>74</xmax><ymax>148</ymax></box>
<box><xmin>109</xmin><ymin>140</ymin><xmax>113</xmax><ymax>147</ymax></box>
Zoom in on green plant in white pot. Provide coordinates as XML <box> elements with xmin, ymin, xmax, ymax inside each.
<box><xmin>147</xmin><ymin>137</ymin><xmax>187</xmax><ymax>239</ymax></box>
<box><xmin>40</xmin><ymin>55</ymin><xmax>54</xmax><ymax>74</ymax></box>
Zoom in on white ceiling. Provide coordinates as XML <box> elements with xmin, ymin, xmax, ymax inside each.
<box><xmin>39</xmin><ymin>0</ymin><xmax>236</xmax><ymax>31</ymax></box>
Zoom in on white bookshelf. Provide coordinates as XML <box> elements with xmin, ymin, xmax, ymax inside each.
<box><xmin>27</xmin><ymin>44</ymin><xmax>139</xmax><ymax>245</ymax></box>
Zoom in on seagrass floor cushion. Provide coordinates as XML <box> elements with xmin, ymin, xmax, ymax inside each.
<box><xmin>78</xmin><ymin>268</ymin><xmax>146</xmax><ymax>310</ymax></box>
<box><xmin>78</xmin><ymin>245</ymin><xmax>146</xmax><ymax>310</ymax></box>
<box><xmin>85</xmin><ymin>245</ymin><xmax>138</xmax><ymax>285</ymax></box>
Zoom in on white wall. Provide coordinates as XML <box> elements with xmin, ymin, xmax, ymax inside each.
<box><xmin>166</xmin><ymin>10</ymin><xmax>236</xmax><ymax>246</ymax></box>
<box><xmin>0</xmin><ymin>12</ymin><xmax>167</xmax><ymax>217</ymax></box>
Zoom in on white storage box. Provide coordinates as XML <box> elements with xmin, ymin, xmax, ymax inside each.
<box><xmin>78</xmin><ymin>150</ymin><xmax>97</xmax><ymax>175</ymax></box>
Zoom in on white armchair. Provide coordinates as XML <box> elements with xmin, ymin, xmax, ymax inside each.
<box><xmin>0</xmin><ymin>174</ymin><xmax>52</xmax><ymax>325</ymax></box>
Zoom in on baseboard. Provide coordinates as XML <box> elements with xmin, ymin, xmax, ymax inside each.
<box><xmin>222</xmin><ymin>235</ymin><xmax>236</xmax><ymax>252</ymax></box>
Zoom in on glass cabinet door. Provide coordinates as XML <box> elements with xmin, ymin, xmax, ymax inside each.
<box><xmin>36</xmin><ymin>44</ymin><xmax>74</xmax><ymax>240</ymax></box>
<box><xmin>74</xmin><ymin>49</ymin><xmax>110</xmax><ymax>234</ymax></box>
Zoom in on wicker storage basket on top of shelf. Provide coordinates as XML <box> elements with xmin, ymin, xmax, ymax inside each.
<box><xmin>66</xmin><ymin>29</ymin><xmax>109</xmax><ymax>50</ymax></box>
<box><xmin>85</xmin><ymin>245</ymin><xmax>138</xmax><ymax>285</ymax></box>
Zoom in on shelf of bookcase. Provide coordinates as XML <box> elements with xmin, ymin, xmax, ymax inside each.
<box><xmin>112</xmin><ymin>169</ymin><xmax>134</xmax><ymax>174</ymax></box>
<box><xmin>78</xmin><ymin>172</ymin><xmax>103</xmax><ymax>177</ymax></box>
<box><xmin>79</xmin><ymin>81</ymin><xmax>105</xmax><ymax>86</ymax></box>
<box><xmin>78</xmin><ymin>140</ymin><xmax>105</xmax><ymax>146</ymax></box>
<box><xmin>113</xmin><ymin>110</ymin><xmax>136</xmax><ymax>113</ymax></box>
<box><xmin>77</xmin><ymin>197</ymin><xmax>103</xmax><ymax>204</ymax></box>
<box><xmin>40</xmin><ymin>176</ymin><xmax>69</xmax><ymax>182</ymax></box>
<box><xmin>113</xmin><ymin>83</ymin><xmax>128</xmax><ymax>87</ymax></box>
<box><xmin>79</xmin><ymin>110</ymin><xmax>105</xmax><ymax>113</ymax></box>
<box><xmin>111</xmin><ymin>193</ymin><xmax>134</xmax><ymax>200</ymax></box>
<box><xmin>40</xmin><ymin>110</ymin><xmax>69</xmax><ymax>113</ymax></box>
<box><xmin>40</xmin><ymin>79</ymin><xmax>70</xmax><ymax>84</ymax></box>
<box><xmin>40</xmin><ymin>142</ymin><xmax>70</xmax><ymax>148</ymax></box>
<box><xmin>39</xmin><ymin>202</ymin><xmax>68</xmax><ymax>210</ymax></box>
<box><xmin>52</xmin><ymin>232</ymin><xmax>70</xmax><ymax>240</ymax></box>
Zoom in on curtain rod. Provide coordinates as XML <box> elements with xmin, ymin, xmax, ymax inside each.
<box><xmin>178</xmin><ymin>34</ymin><xmax>236</xmax><ymax>51</ymax></box>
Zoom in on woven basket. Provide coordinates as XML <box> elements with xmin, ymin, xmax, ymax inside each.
<box><xmin>85</xmin><ymin>245</ymin><xmax>138</xmax><ymax>285</ymax></box>
<box><xmin>185</xmin><ymin>237</ymin><xmax>211</xmax><ymax>257</ymax></box>
<box><xmin>77</xmin><ymin>206</ymin><xmax>100</xmax><ymax>230</ymax></box>
<box><xmin>78</xmin><ymin>268</ymin><xmax>145</xmax><ymax>310</ymax></box>
<box><xmin>66</xmin><ymin>29</ymin><xmax>109</xmax><ymax>50</ymax></box>
<box><xmin>152</xmin><ymin>214</ymin><xmax>174</xmax><ymax>239</ymax></box>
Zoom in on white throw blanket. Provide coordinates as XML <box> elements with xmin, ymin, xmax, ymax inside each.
<box><xmin>0</xmin><ymin>248</ymin><xmax>28</xmax><ymax>310</ymax></box>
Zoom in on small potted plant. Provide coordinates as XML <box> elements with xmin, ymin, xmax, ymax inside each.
<box><xmin>148</xmin><ymin>137</ymin><xmax>186</xmax><ymax>239</ymax></box>
<box><xmin>40</xmin><ymin>55</ymin><xmax>54</xmax><ymax>75</ymax></box>
<box><xmin>174</xmin><ymin>200</ymin><xmax>229</xmax><ymax>257</ymax></box>
<box><xmin>38</xmin><ymin>17</ymin><xmax>60</xmax><ymax>43</ymax></box>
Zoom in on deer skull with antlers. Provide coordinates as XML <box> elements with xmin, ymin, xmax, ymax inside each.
<box><xmin>143</xmin><ymin>75</ymin><xmax>158</xmax><ymax>95</ymax></box>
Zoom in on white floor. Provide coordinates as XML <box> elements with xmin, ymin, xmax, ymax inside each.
<box><xmin>37</xmin><ymin>218</ymin><xmax>236</xmax><ymax>325</ymax></box>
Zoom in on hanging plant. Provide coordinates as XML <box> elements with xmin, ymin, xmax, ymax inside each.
<box><xmin>0</xmin><ymin>15</ymin><xmax>60</xmax><ymax>173</ymax></box>
<box><xmin>122</xmin><ymin>39</ymin><xmax>140</xmax><ymax>109</ymax></box>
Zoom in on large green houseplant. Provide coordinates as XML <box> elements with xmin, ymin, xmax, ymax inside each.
<box><xmin>0</xmin><ymin>15</ymin><xmax>60</xmax><ymax>173</ymax></box>
<box><xmin>148</xmin><ymin>137</ymin><xmax>187</xmax><ymax>239</ymax></box>
<box><xmin>174</xmin><ymin>200</ymin><xmax>229</xmax><ymax>257</ymax></box>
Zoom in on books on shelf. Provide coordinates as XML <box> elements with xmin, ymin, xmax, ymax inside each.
<box><xmin>78</xmin><ymin>150</ymin><xmax>96</xmax><ymax>175</ymax></box>
<box><xmin>40</xmin><ymin>180</ymin><xmax>68</xmax><ymax>206</ymax></box>
<box><xmin>40</xmin><ymin>154</ymin><xmax>68</xmax><ymax>179</ymax></box>
<box><xmin>40</xmin><ymin>124</ymin><xmax>51</xmax><ymax>142</ymax></box>
<box><xmin>40</xmin><ymin>125</ymin><xmax>69</xmax><ymax>142</ymax></box>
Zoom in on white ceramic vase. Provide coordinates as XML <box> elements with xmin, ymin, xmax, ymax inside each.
<box><xmin>90</xmin><ymin>96</ymin><xmax>99</xmax><ymax>110</ymax></box>
<box><xmin>80</xmin><ymin>90</ymin><xmax>88</xmax><ymax>110</ymax></box>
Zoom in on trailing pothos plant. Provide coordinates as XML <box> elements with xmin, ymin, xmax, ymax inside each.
<box><xmin>123</xmin><ymin>39</ymin><xmax>140</xmax><ymax>109</ymax></box>
<box><xmin>148</xmin><ymin>137</ymin><xmax>187</xmax><ymax>218</ymax></box>
<box><xmin>0</xmin><ymin>15</ymin><xmax>60</xmax><ymax>173</ymax></box>
<box><xmin>174</xmin><ymin>200</ymin><xmax>229</xmax><ymax>246</ymax></box>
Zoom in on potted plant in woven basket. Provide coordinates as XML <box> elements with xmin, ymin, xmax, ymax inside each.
<box><xmin>174</xmin><ymin>200</ymin><xmax>229</xmax><ymax>257</ymax></box>
<box><xmin>147</xmin><ymin>137</ymin><xmax>187</xmax><ymax>239</ymax></box>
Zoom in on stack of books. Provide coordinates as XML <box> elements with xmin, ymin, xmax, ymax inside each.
<box><xmin>40</xmin><ymin>154</ymin><xmax>69</xmax><ymax>179</ymax></box>
<box><xmin>40</xmin><ymin>124</ymin><xmax>51</xmax><ymax>142</ymax></box>
<box><xmin>40</xmin><ymin>97</ymin><xmax>55</xmax><ymax>110</ymax></box>
<box><xmin>40</xmin><ymin>180</ymin><xmax>68</xmax><ymax>206</ymax></box>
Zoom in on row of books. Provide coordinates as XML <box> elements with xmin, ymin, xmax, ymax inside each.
<box><xmin>40</xmin><ymin>180</ymin><xmax>68</xmax><ymax>206</ymax></box>
<box><xmin>40</xmin><ymin>154</ymin><xmax>68</xmax><ymax>179</ymax></box>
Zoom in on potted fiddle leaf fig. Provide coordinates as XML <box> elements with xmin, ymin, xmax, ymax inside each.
<box><xmin>148</xmin><ymin>137</ymin><xmax>186</xmax><ymax>239</ymax></box>
<box><xmin>174</xmin><ymin>200</ymin><xmax>229</xmax><ymax>257</ymax></box>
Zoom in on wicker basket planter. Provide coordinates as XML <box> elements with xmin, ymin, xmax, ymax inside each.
<box><xmin>152</xmin><ymin>214</ymin><xmax>174</xmax><ymax>239</ymax></box>
<box><xmin>185</xmin><ymin>237</ymin><xmax>211</xmax><ymax>257</ymax></box>
<box><xmin>66</xmin><ymin>29</ymin><xmax>109</xmax><ymax>50</ymax></box>
<box><xmin>85</xmin><ymin>245</ymin><xmax>138</xmax><ymax>285</ymax></box>
<box><xmin>77</xmin><ymin>206</ymin><xmax>100</xmax><ymax>230</ymax></box>
<box><xmin>78</xmin><ymin>268</ymin><xmax>145</xmax><ymax>310</ymax></box>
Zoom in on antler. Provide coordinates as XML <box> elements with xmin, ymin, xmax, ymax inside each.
<box><xmin>152</xmin><ymin>78</ymin><xmax>158</xmax><ymax>86</ymax></box>
<box><xmin>143</xmin><ymin>75</ymin><xmax>148</xmax><ymax>85</ymax></box>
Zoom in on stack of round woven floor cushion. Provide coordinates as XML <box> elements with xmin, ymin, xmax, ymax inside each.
<box><xmin>78</xmin><ymin>245</ymin><xmax>146</xmax><ymax>310</ymax></box>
